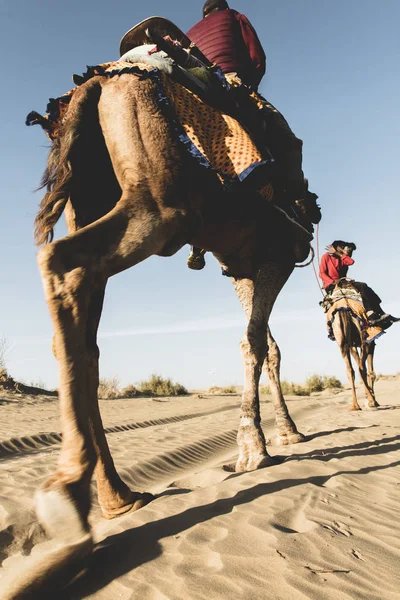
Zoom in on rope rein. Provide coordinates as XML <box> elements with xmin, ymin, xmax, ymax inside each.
<box><xmin>311</xmin><ymin>224</ymin><xmax>325</xmax><ymax>298</ymax></box>
<box><xmin>295</xmin><ymin>244</ymin><xmax>315</xmax><ymax>268</ymax></box>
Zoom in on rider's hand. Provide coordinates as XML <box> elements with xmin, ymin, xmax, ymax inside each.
<box><xmin>326</xmin><ymin>244</ymin><xmax>337</xmax><ymax>255</ymax></box>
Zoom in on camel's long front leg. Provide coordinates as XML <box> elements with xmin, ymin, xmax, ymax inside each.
<box><xmin>86</xmin><ymin>285</ymin><xmax>153</xmax><ymax>518</ymax></box>
<box><xmin>79</xmin><ymin>284</ymin><xmax>151</xmax><ymax>518</ymax></box>
<box><xmin>233</xmin><ymin>261</ymin><xmax>293</xmax><ymax>472</ymax></box>
<box><xmin>264</xmin><ymin>328</ymin><xmax>305</xmax><ymax>445</ymax></box>
<box><xmin>350</xmin><ymin>345</ymin><xmax>379</xmax><ymax>409</ymax></box>
<box><xmin>36</xmin><ymin>201</ymin><xmax>179</xmax><ymax>540</ymax></box>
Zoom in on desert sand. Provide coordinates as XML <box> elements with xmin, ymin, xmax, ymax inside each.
<box><xmin>0</xmin><ymin>378</ymin><xmax>399</xmax><ymax>599</ymax></box>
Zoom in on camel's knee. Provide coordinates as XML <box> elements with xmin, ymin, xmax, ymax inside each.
<box><xmin>38</xmin><ymin>241</ymin><xmax>90</xmax><ymax>305</ymax></box>
<box><xmin>265</xmin><ymin>343</ymin><xmax>280</xmax><ymax>372</ymax></box>
<box><xmin>240</xmin><ymin>333</ymin><xmax>267</xmax><ymax>366</ymax></box>
<box><xmin>37</xmin><ymin>240</ymin><xmax>60</xmax><ymax>276</ymax></box>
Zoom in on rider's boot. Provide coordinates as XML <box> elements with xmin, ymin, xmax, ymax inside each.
<box><xmin>187</xmin><ymin>246</ymin><xmax>206</xmax><ymax>270</ymax></box>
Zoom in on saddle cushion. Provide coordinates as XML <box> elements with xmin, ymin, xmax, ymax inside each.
<box><xmin>325</xmin><ymin>295</ymin><xmax>384</xmax><ymax>344</ymax></box>
<box><xmin>26</xmin><ymin>61</ymin><xmax>275</xmax><ymax>199</ymax></box>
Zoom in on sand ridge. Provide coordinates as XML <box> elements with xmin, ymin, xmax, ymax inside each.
<box><xmin>0</xmin><ymin>380</ymin><xmax>399</xmax><ymax>598</ymax></box>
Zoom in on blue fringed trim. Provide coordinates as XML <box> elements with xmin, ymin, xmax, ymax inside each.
<box><xmin>27</xmin><ymin>62</ymin><xmax>274</xmax><ymax>187</ymax></box>
<box><xmin>368</xmin><ymin>330</ymin><xmax>385</xmax><ymax>343</ymax></box>
<box><xmin>327</xmin><ymin>306</ymin><xmax>385</xmax><ymax>344</ymax></box>
<box><xmin>147</xmin><ymin>69</ymin><xmax>273</xmax><ymax>187</ymax></box>
<box><xmin>237</xmin><ymin>159</ymin><xmax>273</xmax><ymax>182</ymax></box>
<box><xmin>211</xmin><ymin>66</ymin><xmax>231</xmax><ymax>91</ymax></box>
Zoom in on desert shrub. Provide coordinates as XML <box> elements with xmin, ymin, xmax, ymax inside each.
<box><xmin>221</xmin><ymin>386</ymin><xmax>237</xmax><ymax>394</ymax></box>
<box><xmin>0</xmin><ymin>337</ymin><xmax>9</xmax><ymax>372</ymax></box>
<box><xmin>208</xmin><ymin>385</ymin><xmax>236</xmax><ymax>394</ymax></box>
<box><xmin>139</xmin><ymin>374</ymin><xmax>187</xmax><ymax>396</ymax></box>
<box><xmin>120</xmin><ymin>384</ymin><xmax>139</xmax><ymax>398</ymax></box>
<box><xmin>208</xmin><ymin>386</ymin><xmax>221</xmax><ymax>394</ymax></box>
<box><xmin>304</xmin><ymin>374</ymin><xmax>343</xmax><ymax>394</ymax></box>
<box><xmin>259</xmin><ymin>385</ymin><xmax>271</xmax><ymax>395</ymax></box>
<box><xmin>0</xmin><ymin>367</ymin><xmax>19</xmax><ymax>391</ymax></box>
<box><xmin>281</xmin><ymin>381</ymin><xmax>309</xmax><ymax>396</ymax></box>
<box><xmin>304</xmin><ymin>374</ymin><xmax>325</xmax><ymax>393</ymax></box>
<box><xmin>321</xmin><ymin>375</ymin><xmax>343</xmax><ymax>389</ymax></box>
<box><xmin>30</xmin><ymin>379</ymin><xmax>48</xmax><ymax>390</ymax></box>
<box><xmin>98</xmin><ymin>377</ymin><xmax>121</xmax><ymax>399</ymax></box>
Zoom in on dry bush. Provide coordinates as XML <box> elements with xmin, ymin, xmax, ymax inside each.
<box><xmin>98</xmin><ymin>377</ymin><xmax>121</xmax><ymax>399</ymax></box>
<box><xmin>139</xmin><ymin>374</ymin><xmax>187</xmax><ymax>397</ymax></box>
<box><xmin>208</xmin><ymin>386</ymin><xmax>221</xmax><ymax>394</ymax></box>
<box><xmin>304</xmin><ymin>374</ymin><xmax>325</xmax><ymax>393</ymax></box>
<box><xmin>259</xmin><ymin>385</ymin><xmax>271</xmax><ymax>395</ymax></box>
<box><xmin>321</xmin><ymin>375</ymin><xmax>343</xmax><ymax>389</ymax></box>
<box><xmin>0</xmin><ymin>367</ymin><xmax>17</xmax><ymax>391</ymax></box>
<box><xmin>0</xmin><ymin>337</ymin><xmax>9</xmax><ymax>372</ymax></box>
<box><xmin>220</xmin><ymin>386</ymin><xmax>237</xmax><ymax>394</ymax></box>
<box><xmin>280</xmin><ymin>381</ymin><xmax>309</xmax><ymax>396</ymax></box>
<box><xmin>120</xmin><ymin>384</ymin><xmax>139</xmax><ymax>398</ymax></box>
<box><xmin>304</xmin><ymin>374</ymin><xmax>342</xmax><ymax>394</ymax></box>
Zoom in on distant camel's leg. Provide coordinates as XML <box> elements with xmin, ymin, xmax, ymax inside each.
<box><xmin>367</xmin><ymin>342</ymin><xmax>377</xmax><ymax>397</ymax></box>
<box><xmin>264</xmin><ymin>327</ymin><xmax>305</xmax><ymax>445</ymax></box>
<box><xmin>349</xmin><ymin>344</ymin><xmax>379</xmax><ymax>409</ymax></box>
<box><xmin>332</xmin><ymin>315</ymin><xmax>361</xmax><ymax>411</ymax></box>
<box><xmin>340</xmin><ymin>347</ymin><xmax>361</xmax><ymax>411</ymax></box>
<box><xmin>37</xmin><ymin>199</ymin><xmax>181</xmax><ymax>539</ymax></box>
<box><xmin>233</xmin><ymin>261</ymin><xmax>293</xmax><ymax>472</ymax></box>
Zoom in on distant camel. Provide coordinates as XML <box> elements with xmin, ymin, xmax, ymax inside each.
<box><xmin>31</xmin><ymin>69</ymin><xmax>313</xmax><ymax>548</ymax></box>
<box><xmin>329</xmin><ymin>282</ymin><xmax>379</xmax><ymax>411</ymax></box>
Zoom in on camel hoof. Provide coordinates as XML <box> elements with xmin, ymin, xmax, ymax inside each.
<box><xmin>348</xmin><ymin>406</ymin><xmax>362</xmax><ymax>412</ymax></box>
<box><xmin>276</xmin><ymin>432</ymin><xmax>306</xmax><ymax>446</ymax></box>
<box><xmin>36</xmin><ymin>488</ymin><xmax>90</xmax><ymax>543</ymax></box>
<box><xmin>1</xmin><ymin>534</ymin><xmax>93</xmax><ymax>599</ymax></box>
<box><xmin>235</xmin><ymin>453</ymin><xmax>275</xmax><ymax>473</ymax></box>
<box><xmin>101</xmin><ymin>492</ymin><xmax>154</xmax><ymax>520</ymax></box>
<box><xmin>365</xmin><ymin>402</ymin><xmax>379</xmax><ymax>410</ymax></box>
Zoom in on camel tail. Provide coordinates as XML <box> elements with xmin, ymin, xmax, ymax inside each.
<box><xmin>34</xmin><ymin>79</ymin><xmax>101</xmax><ymax>246</ymax></box>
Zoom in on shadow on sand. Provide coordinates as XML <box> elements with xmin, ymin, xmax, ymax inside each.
<box><xmin>60</xmin><ymin>432</ymin><xmax>400</xmax><ymax>598</ymax></box>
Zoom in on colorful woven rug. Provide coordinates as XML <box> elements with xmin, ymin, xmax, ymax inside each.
<box><xmin>26</xmin><ymin>61</ymin><xmax>274</xmax><ymax>196</ymax></box>
<box><xmin>326</xmin><ymin>296</ymin><xmax>384</xmax><ymax>344</ymax></box>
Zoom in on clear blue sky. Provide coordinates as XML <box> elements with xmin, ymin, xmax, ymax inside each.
<box><xmin>0</xmin><ymin>0</ymin><xmax>399</xmax><ymax>389</ymax></box>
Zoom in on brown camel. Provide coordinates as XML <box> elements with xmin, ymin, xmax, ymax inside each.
<box><xmin>329</xmin><ymin>283</ymin><xmax>379</xmax><ymax>411</ymax></box>
<box><xmin>30</xmin><ymin>71</ymin><xmax>313</xmax><ymax>550</ymax></box>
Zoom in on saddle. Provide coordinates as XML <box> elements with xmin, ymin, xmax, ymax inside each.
<box><xmin>320</xmin><ymin>279</ymin><xmax>363</xmax><ymax>313</ymax></box>
<box><xmin>321</xmin><ymin>280</ymin><xmax>384</xmax><ymax>344</ymax></box>
<box><xmin>119</xmin><ymin>17</ymin><xmax>271</xmax><ymax>159</ymax></box>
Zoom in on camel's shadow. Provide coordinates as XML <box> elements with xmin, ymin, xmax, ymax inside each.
<box><xmin>60</xmin><ymin>432</ymin><xmax>400</xmax><ymax>598</ymax></box>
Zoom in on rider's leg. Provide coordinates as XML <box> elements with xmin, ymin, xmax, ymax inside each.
<box><xmin>255</xmin><ymin>99</ymin><xmax>321</xmax><ymax>225</ymax></box>
<box><xmin>352</xmin><ymin>281</ymin><xmax>399</xmax><ymax>325</ymax></box>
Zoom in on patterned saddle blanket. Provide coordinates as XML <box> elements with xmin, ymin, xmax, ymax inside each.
<box><xmin>323</xmin><ymin>285</ymin><xmax>384</xmax><ymax>344</ymax></box>
<box><xmin>26</xmin><ymin>60</ymin><xmax>274</xmax><ymax>199</ymax></box>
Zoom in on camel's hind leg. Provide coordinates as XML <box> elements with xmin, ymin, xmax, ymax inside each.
<box><xmin>37</xmin><ymin>200</ymin><xmax>180</xmax><ymax>540</ymax></box>
<box><xmin>264</xmin><ymin>327</ymin><xmax>305</xmax><ymax>445</ymax></box>
<box><xmin>233</xmin><ymin>261</ymin><xmax>293</xmax><ymax>472</ymax></box>
<box><xmin>349</xmin><ymin>345</ymin><xmax>379</xmax><ymax>409</ymax></box>
<box><xmin>367</xmin><ymin>342</ymin><xmax>377</xmax><ymax>397</ymax></box>
<box><xmin>340</xmin><ymin>348</ymin><xmax>361</xmax><ymax>411</ymax></box>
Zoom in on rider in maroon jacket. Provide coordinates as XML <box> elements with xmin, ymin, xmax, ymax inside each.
<box><xmin>187</xmin><ymin>1</ymin><xmax>266</xmax><ymax>90</ymax></box>
<box><xmin>319</xmin><ymin>240</ymin><xmax>399</xmax><ymax>327</ymax></box>
<box><xmin>187</xmin><ymin>1</ymin><xmax>320</xmax><ymax>270</ymax></box>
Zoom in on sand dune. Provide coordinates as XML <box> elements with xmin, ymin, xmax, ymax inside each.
<box><xmin>0</xmin><ymin>380</ymin><xmax>399</xmax><ymax>598</ymax></box>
